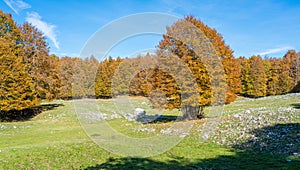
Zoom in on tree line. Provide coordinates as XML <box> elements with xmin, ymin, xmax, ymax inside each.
<box><xmin>0</xmin><ymin>10</ymin><xmax>97</xmax><ymax>113</ymax></box>
<box><xmin>1</xmin><ymin>11</ymin><xmax>299</xmax><ymax>119</ymax></box>
<box><xmin>94</xmin><ymin>16</ymin><xmax>300</xmax><ymax>118</ymax></box>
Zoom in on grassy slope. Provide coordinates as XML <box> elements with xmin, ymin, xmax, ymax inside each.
<box><xmin>0</xmin><ymin>94</ymin><xmax>299</xmax><ymax>169</ymax></box>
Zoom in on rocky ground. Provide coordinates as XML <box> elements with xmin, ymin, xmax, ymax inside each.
<box><xmin>211</xmin><ymin>105</ymin><xmax>300</xmax><ymax>156</ymax></box>
<box><xmin>79</xmin><ymin>94</ymin><xmax>300</xmax><ymax>157</ymax></box>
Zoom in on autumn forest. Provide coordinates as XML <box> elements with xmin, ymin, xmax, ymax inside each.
<box><xmin>1</xmin><ymin>10</ymin><xmax>300</xmax><ymax>120</ymax></box>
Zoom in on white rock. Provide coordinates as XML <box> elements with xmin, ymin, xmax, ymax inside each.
<box><xmin>110</xmin><ymin>114</ymin><xmax>122</xmax><ymax>119</ymax></box>
<box><xmin>179</xmin><ymin>132</ymin><xmax>190</xmax><ymax>138</ymax></box>
<box><xmin>202</xmin><ymin>134</ymin><xmax>209</xmax><ymax>139</ymax></box>
<box><xmin>134</xmin><ymin>108</ymin><xmax>146</xmax><ymax>119</ymax></box>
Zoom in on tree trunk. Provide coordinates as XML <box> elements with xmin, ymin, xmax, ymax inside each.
<box><xmin>181</xmin><ymin>105</ymin><xmax>204</xmax><ymax>120</ymax></box>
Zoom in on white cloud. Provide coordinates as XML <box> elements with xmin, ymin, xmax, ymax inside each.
<box><xmin>26</xmin><ymin>12</ymin><xmax>60</xmax><ymax>49</ymax></box>
<box><xmin>257</xmin><ymin>46</ymin><xmax>293</xmax><ymax>56</ymax></box>
<box><xmin>3</xmin><ymin>0</ymin><xmax>31</xmax><ymax>14</ymax></box>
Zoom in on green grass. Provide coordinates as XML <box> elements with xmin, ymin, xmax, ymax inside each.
<box><xmin>220</xmin><ymin>93</ymin><xmax>300</xmax><ymax>116</ymax></box>
<box><xmin>0</xmin><ymin>94</ymin><xmax>300</xmax><ymax>169</ymax></box>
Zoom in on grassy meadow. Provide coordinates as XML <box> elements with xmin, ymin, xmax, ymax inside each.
<box><xmin>0</xmin><ymin>94</ymin><xmax>300</xmax><ymax>169</ymax></box>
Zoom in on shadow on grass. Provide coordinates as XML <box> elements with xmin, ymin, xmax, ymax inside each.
<box><xmin>0</xmin><ymin>103</ymin><xmax>64</xmax><ymax>122</ymax></box>
<box><xmin>232</xmin><ymin>123</ymin><xmax>300</xmax><ymax>155</ymax></box>
<box><xmin>85</xmin><ymin>123</ymin><xmax>300</xmax><ymax>170</ymax></box>
<box><xmin>291</xmin><ymin>103</ymin><xmax>300</xmax><ymax>109</ymax></box>
<box><xmin>86</xmin><ymin>152</ymin><xmax>300</xmax><ymax>170</ymax></box>
<box><xmin>136</xmin><ymin>115</ymin><xmax>179</xmax><ymax>123</ymax></box>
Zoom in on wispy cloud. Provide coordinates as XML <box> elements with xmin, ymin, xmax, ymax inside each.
<box><xmin>3</xmin><ymin>1</ymin><xmax>60</xmax><ymax>50</ymax></box>
<box><xmin>3</xmin><ymin>0</ymin><xmax>31</xmax><ymax>14</ymax></box>
<box><xmin>26</xmin><ymin>12</ymin><xmax>60</xmax><ymax>49</ymax></box>
<box><xmin>257</xmin><ymin>46</ymin><xmax>293</xmax><ymax>56</ymax></box>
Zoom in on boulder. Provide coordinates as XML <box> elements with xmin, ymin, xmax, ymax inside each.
<box><xmin>123</xmin><ymin>108</ymin><xmax>146</xmax><ymax>121</ymax></box>
<box><xmin>134</xmin><ymin>108</ymin><xmax>146</xmax><ymax>119</ymax></box>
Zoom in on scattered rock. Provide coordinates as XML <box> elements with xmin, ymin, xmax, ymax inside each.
<box><xmin>179</xmin><ymin>132</ymin><xmax>190</xmax><ymax>138</ymax></box>
<box><xmin>80</xmin><ymin>112</ymin><xmax>122</xmax><ymax>121</ymax></box>
<box><xmin>0</xmin><ymin>124</ymin><xmax>7</xmax><ymax>130</ymax></box>
<box><xmin>124</xmin><ymin>113</ymin><xmax>135</xmax><ymax>121</ymax></box>
<box><xmin>135</xmin><ymin>126</ymin><xmax>156</xmax><ymax>133</ymax></box>
<box><xmin>110</xmin><ymin>114</ymin><xmax>122</xmax><ymax>119</ymax></box>
<box><xmin>211</xmin><ymin>106</ymin><xmax>299</xmax><ymax>156</ymax></box>
<box><xmin>160</xmin><ymin>127</ymin><xmax>189</xmax><ymax>138</ymax></box>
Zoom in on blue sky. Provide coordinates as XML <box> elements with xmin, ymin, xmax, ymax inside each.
<box><xmin>1</xmin><ymin>0</ymin><xmax>300</xmax><ymax>59</ymax></box>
